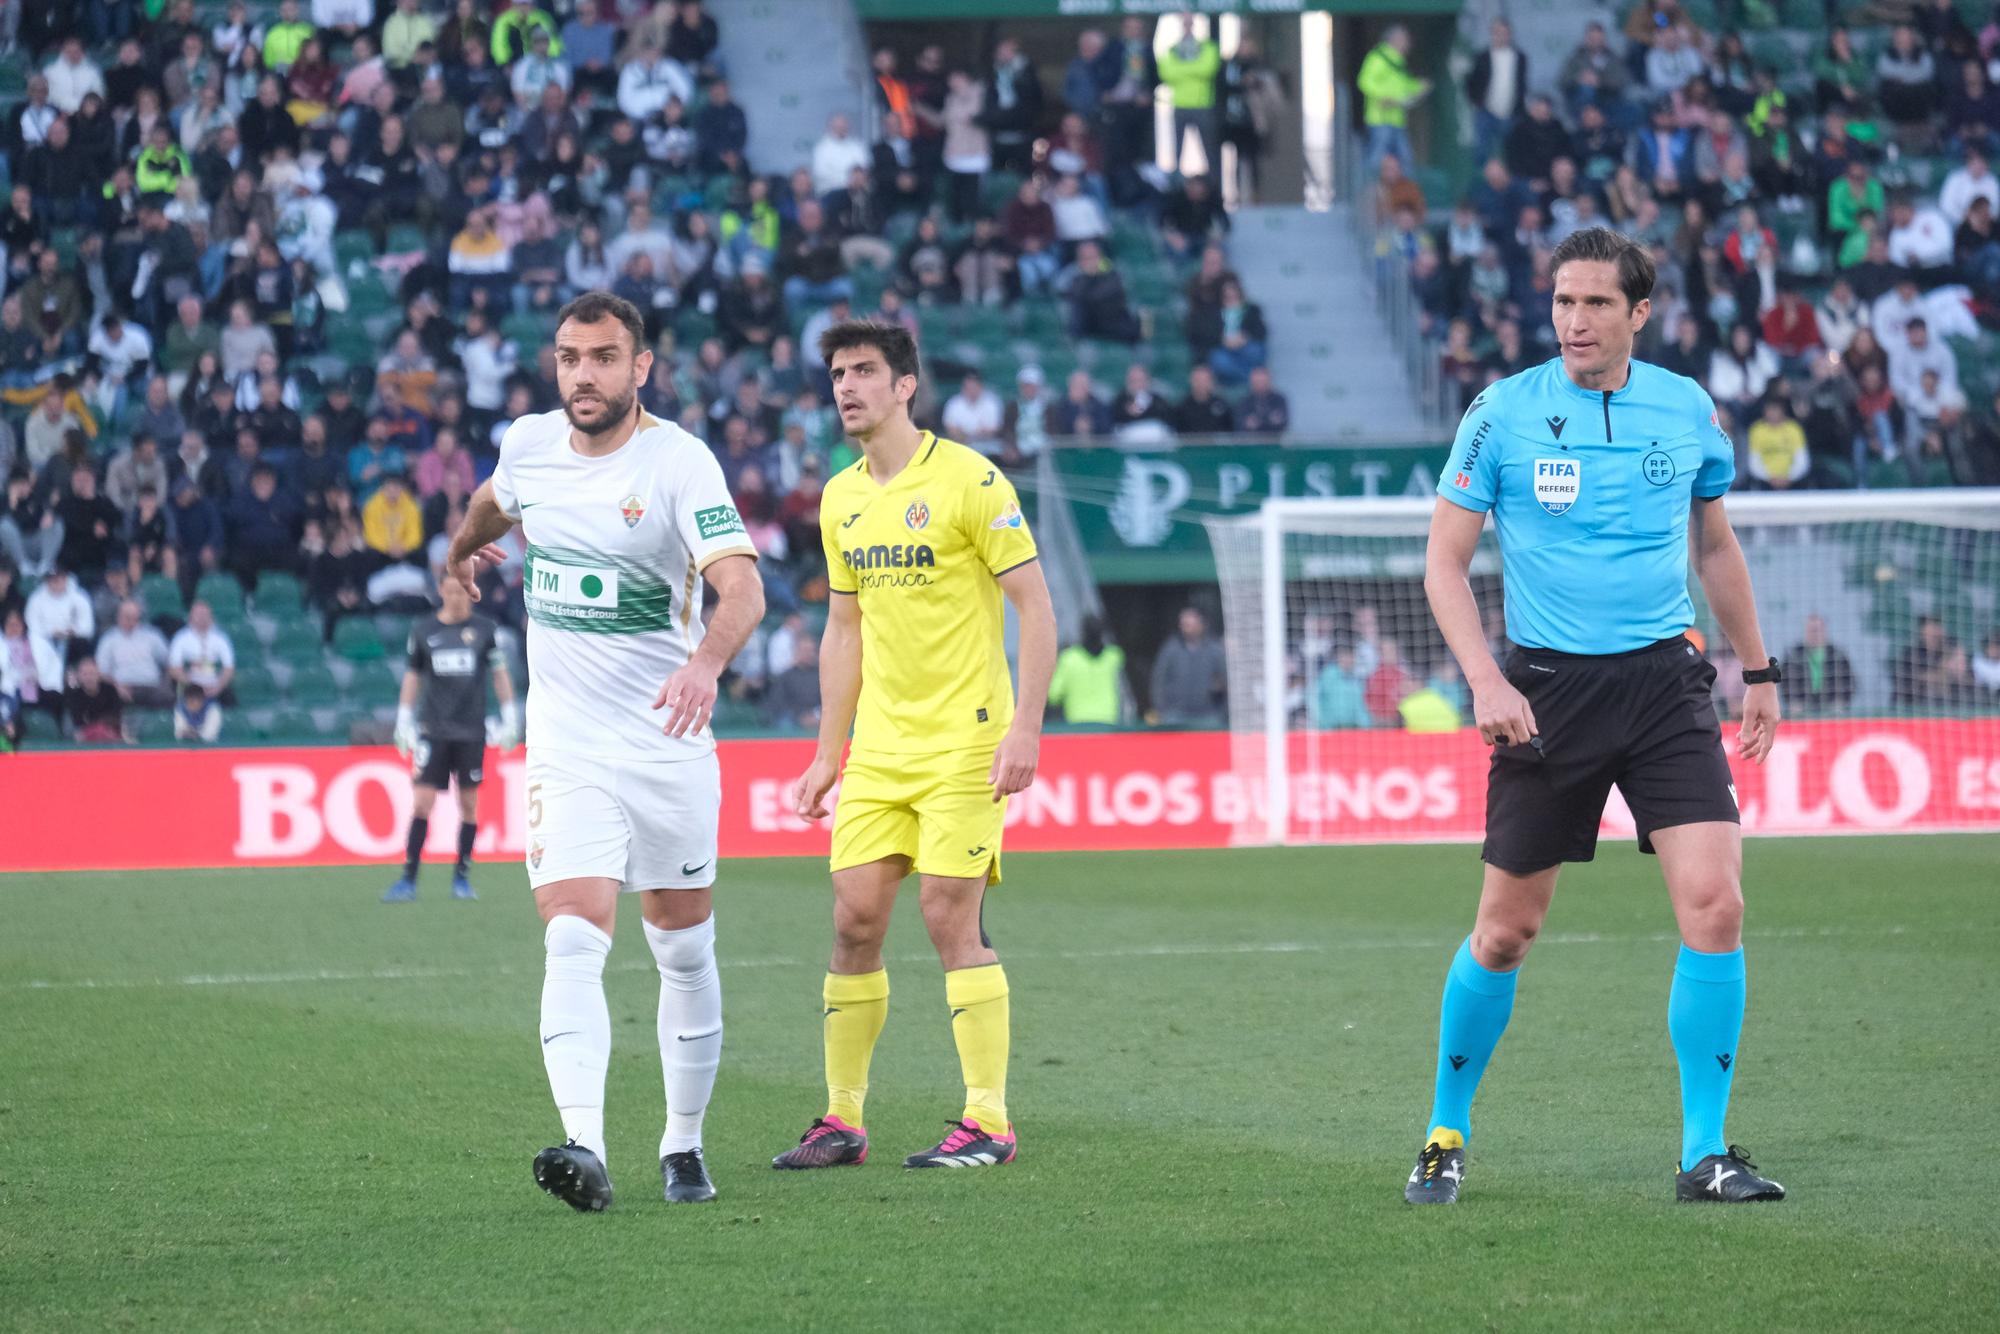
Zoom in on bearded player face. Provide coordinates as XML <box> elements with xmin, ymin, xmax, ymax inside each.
<box><xmin>555</xmin><ymin>316</ymin><xmax>653</xmax><ymax>437</ymax></box>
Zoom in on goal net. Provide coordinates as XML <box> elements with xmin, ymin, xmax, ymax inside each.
<box><xmin>1202</xmin><ymin>492</ymin><xmax>2000</xmax><ymax>847</ymax></box>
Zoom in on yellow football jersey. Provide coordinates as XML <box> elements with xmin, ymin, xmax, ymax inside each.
<box><xmin>820</xmin><ymin>433</ymin><xmax>1038</xmax><ymax>755</ymax></box>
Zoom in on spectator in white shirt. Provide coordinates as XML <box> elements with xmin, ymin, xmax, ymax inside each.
<box><xmin>1888</xmin><ymin>318</ymin><xmax>1961</xmax><ymax>408</ymax></box>
<box><xmin>1814</xmin><ymin>276</ymin><xmax>1863</xmax><ymax>354</ymax></box>
<box><xmin>1869</xmin><ymin>277</ymin><xmax>1927</xmax><ymax>359</ymax></box>
<box><xmin>617</xmin><ymin>40</ymin><xmax>695</xmax><ymax>122</ymax></box>
<box><xmin>605</xmin><ymin>197</ymin><xmax>676</xmax><ymax>279</ymax></box>
<box><xmin>14</xmin><ymin>76</ymin><xmax>58</xmax><ymax>152</ymax></box>
<box><xmin>311</xmin><ymin>0</ymin><xmax>374</xmax><ymax>38</ymax></box>
<box><xmin>510</xmin><ymin>28</ymin><xmax>570</xmax><ymax>107</ymax></box>
<box><xmin>1939</xmin><ymin>149</ymin><xmax>2000</xmax><ymax>225</ymax></box>
<box><xmin>96</xmin><ymin>599</ymin><xmax>173</xmax><ymax>707</ymax></box>
<box><xmin>1886</xmin><ymin>196</ymin><xmax>1955</xmax><ymax>270</ymax></box>
<box><xmin>1049</xmin><ymin>172</ymin><xmax>1109</xmax><ymax>245</ymax></box>
<box><xmin>1973</xmin><ymin>630</ymin><xmax>2000</xmax><ymax>696</ymax></box>
<box><xmin>810</xmin><ymin>113</ymin><xmax>872</xmax><ymax>198</ymax></box>
<box><xmin>168</xmin><ymin>600</ymin><xmax>237</xmax><ymax>700</ymax></box>
<box><xmin>1645</xmin><ymin>26</ymin><xmax>1704</xmax><ymax>97</ymax></box>
<box><xmin>1904</xmin><ymin>367</ymin><xmax>1967</xmax><ymax>433</ymax></box>
<box><xmin>764</xmin><ymin>611</ymin><xmax>806</xmax><ymax>682</ymax></box>
<box><xmin>87</xmin><ymin>313</ymin><xmax>155</xmax><ymax>422</ymax></box>
<box><xmin>941</xmin><ymin>371</ymin><xmax>1006</xmax><ymax>457</ymax></box>
<box><xmin>44</xmin><ymin>37</ymin><xmax>106</xmax><ymax>115</ymax></box>
<box><xmin>457</xmin><ymin>317</ymin><xmax>517</xmax><ymax>414</ymax></box>
<box><xmin>25</xmin><ymin>566</ymin><xmax>93</xmax><ymax>664</ymax></box>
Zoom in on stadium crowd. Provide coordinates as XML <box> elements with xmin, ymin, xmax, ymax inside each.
<box><xmin>0</xmin><ymin>1</ymin><xmax>1297</xmax><ymax>746</ymax></box>
<box><xmin>1363</xmin><ymin>4</ymin><xmax>2000</xmax><ymax>490</ymax></box>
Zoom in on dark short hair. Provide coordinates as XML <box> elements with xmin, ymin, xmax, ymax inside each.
<box><xmin>1548</xmin><ymin>227</ymin><xmax>1655</xmax><ymax>309</ymax></box>
<box><xmin>555</xmin><ymin>291</ymin><xmax>647</xmax><ymax>355</ymax></box>
<box><xmin>817</xmin><ymin>319</ymin><xmax>920</xmax><ymax>386</ymax></box>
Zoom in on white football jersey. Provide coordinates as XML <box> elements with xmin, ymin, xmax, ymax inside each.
<box><xmin>490</xmin><ymin>410</ymin><xmax>756</xmax><ymax>762</ymax></box>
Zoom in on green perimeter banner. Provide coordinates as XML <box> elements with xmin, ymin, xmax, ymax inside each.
<box><xmin>857</xmin><ymin>0</ymin><xmax>1461</xmax><ymax>17</ymax></box>
<box><xmin>1043</xmin><ymin>441</ymin><xmax>1448</xmax><ymax>584</ymax></box>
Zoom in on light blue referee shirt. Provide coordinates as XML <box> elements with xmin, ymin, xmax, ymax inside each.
<box><xmin>1436</xmin><ymin>357</ymin><xmax>1736</xmax><ymax>654</ymax></box>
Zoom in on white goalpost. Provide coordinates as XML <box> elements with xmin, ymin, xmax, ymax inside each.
<box><xmin>1204</xmin><ymin>491</ymin><xmax>2000</xmax><ymax>848</ymax></box>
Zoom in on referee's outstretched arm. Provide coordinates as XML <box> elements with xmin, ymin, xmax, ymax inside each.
<box><xmin>1689</xmin><ymin>497</ymin><xmax>1779</xmax><ymax>764</ymax></box>
<box><xmin>1425</xmin><ymin>498</ymin><xmax>1536</xmax><ymax>749</ymax></box>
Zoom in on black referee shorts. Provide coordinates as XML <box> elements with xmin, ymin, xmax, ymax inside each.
<box><xmin>413</xmin><ymin>734</ymin><xmax>486</xmax><ymax>790</ymax></box>
<box><xmin>1482</xmin><ymin>636</ymin><xmax>1738</xmax><ymax>875</ymax></box>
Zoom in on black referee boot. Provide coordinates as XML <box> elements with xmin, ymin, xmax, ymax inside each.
<box><xmin>1676</xmin><ymin>1145</ymin><xmax>1786</xmax><ymax>1203</ymax></box>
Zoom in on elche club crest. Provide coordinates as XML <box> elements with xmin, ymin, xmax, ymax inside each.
<box><xmin>1533</xmin><ymin>457</ymin><xmax>1581</xmax><ymax>516</ymax></box>
<box><xmin>620</xmin><ymin>494</ymin><xmax>646</xmax><ymax>528</ymax></box>
<box><xmin>905</xmin><ymin>498</ymin><xmax>930</xmax><ymax>530</ymax></box>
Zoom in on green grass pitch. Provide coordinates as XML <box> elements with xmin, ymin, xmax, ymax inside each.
<box><xmin>3</xmin><ymin>837</ymin><xmax>1997</xmax><ymax>1332</ymax></box>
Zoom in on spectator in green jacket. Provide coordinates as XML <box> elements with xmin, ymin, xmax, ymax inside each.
<box><xmin>261</xmin><ymin>0</ymin><xmax>315</xmax><ymax>73</ymax></box>
<box><xmin>492</xmin><ymin>0</ymin><xmax>562</xmax><ymax>66</ymax></box>
<box><xmin>135</xmin><ymin>124</ymin><xmax>192</xmax><ymax>198</ymax></box>
<box><xmin>1827</xmin><ymin>157</ymin><xmax>1884</xmax><ymax>249</ymax></box>
<box><xmin>1157</xmin><ymin>14</ymin><xmax>1221</xmax><ymax>177</ymax></box>
<box><xmin>1357</xmin><ymin>24</ymin><xmax>1430</xmax><ymax>170</ymax></box>
<box><xmin>1048</xmin><ymin>616</ymin><xmax>1125</xmax><ymax>726</ymax></box>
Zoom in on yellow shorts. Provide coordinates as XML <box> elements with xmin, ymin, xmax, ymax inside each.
<box><xmin>830</xmin><ymin>747</ymin><xmax>1004</xmax><ymax>885</ymax></box>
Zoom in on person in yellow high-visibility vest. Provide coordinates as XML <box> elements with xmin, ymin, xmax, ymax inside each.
<box><xmin>1157</xmin><ymin>13</ymin><xmax>1221</xmax><ymax>177</ymax></box>
<box><xmin>1356</xmin><ymin>24</ymin><xmax>1431</xmax><ymax>171</ymax></box>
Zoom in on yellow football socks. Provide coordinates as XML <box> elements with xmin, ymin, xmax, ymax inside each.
<box><xmin>822</xmin><ymin>969</ymin><xmax>889</xmax><ymax>1127</ymax></box>
<box><xmin>1426</xmin><ymin>1127</ymin><xmax>1466</xmax><ymax>1151</ymax></box>
<box><xmin>945</xmin><ymin>963</ymin><xmax>1011</xmax><ymax>1132</ymax></box>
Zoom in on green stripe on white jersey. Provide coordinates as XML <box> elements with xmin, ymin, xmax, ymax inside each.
<box><xmin>524</xmin><ymin>543</ymin><xmax>675</xmax><ymax>635</ymax></box>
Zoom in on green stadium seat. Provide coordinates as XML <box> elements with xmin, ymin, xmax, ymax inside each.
<box><xmin>194</xmin><ymin>573</ymin><xmax>244</xmax><ymax>614</ymax></box>
<box><xmin>139</xmin><ymin>574</ymin><xmax>183</xmax><ymax>617</ymax></box>
<box><xmin>334</xmin><ymin>230</ymin><xmax>374</xmax><ymax>268</ymax></box>
<box><xmin>252</xmin><ymin>573</ymin><xmax>305</xmax><ymax>616</ymax></box>
<box><xmin>385</xmin><ymin>223</ymin><xmax>428</xmax><ymax>254</ymax></box>
<box><xmin>287</xmin><ymin>659</ymin><xmax>339</xmax><ymax>700</ymax></box>
<box><xmin>234</xmin><ymin>663</ymin><xmax>281</xmax><ymax>706</ymax></box>
<box><xmin>262</xmin><ymin>707</ymin><xmax>318</xmax><ymax>742</ymax></box>
<box><xmin>127</xmin><ymin>710</ymin><xmax>173</xmax><ymax>743</ymax></box>
<box><xmin>332</xmin><ymin>617</ymin><xmax>386</xmax><ymax>662</ymax></box>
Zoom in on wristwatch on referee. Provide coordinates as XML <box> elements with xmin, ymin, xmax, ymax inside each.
<box><xmin>1742</xmin><ymin>657</ymin><xmax>1782</xmax><ymax>685</ymax></box>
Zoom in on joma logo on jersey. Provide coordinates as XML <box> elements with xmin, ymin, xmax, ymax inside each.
<box><xmin>1533</xmin><ymin>458</ymin><xmax>1581</xmax><ymax>515</ymax></box>
<box><xmin>844</xmin><ymin>543</ymin><xmax>936</xmax><ymax>570</ymax></box>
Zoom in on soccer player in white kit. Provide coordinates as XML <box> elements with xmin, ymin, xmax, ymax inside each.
<box><xmin>444</xmin><ymin>293</ymin><xmax>764</xmax><ymax>1210</ymax></box>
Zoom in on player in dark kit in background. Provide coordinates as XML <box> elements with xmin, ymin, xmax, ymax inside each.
<box><xmin>383</xmin><ymin>571</ymin><xmax>520</xmax><ymax>903</ymax></box>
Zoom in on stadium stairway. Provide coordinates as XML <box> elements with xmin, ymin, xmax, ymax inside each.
<box><xmin>1229</xmin><ymin>205</ymin><xmax>1434</xmax><ymax>441</ymax></box>
<box><xmin>716</xmin><ymin>0</ymin><xmax>873</xmax><ymax>179</ymax></box>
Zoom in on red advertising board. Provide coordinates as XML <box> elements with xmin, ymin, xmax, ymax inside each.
<box><xmin>3</xmin><ymin>720</ymin><xmax>1997</xmax><ymax>873</ymax></box>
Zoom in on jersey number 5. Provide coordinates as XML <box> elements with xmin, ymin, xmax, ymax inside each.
<box><xmin>527</xmin><ymin>782</ymin><xmax>543</xmax><ymax>830</ymax></box>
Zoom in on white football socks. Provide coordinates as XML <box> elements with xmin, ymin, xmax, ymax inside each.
<box><xmin>540</xmin><ymin>915</ymin><xmax>613</xmax><ymax>1165</ymax></box>
<box><xmin>644</xmin><ymin>914</ymin><xmax>723</xmax><ymax>1158</ymax></box>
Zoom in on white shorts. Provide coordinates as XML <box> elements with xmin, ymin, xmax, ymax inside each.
<box><xmin>524</xmin><ymin>747</ymin><xmax>721</xmax><ymax>891</ymax></box>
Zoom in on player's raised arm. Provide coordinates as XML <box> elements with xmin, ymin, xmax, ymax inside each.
<box><xmin>443</xmin><ymin>479</ymin><xmax>516</xmax><ymax>602</ymax></box>
<box><xmin>991</xmin><ymin>560</ymin><xmax>1055</xmax><ymax>800</ymax></box>
<box><xmin>1689</xmin><ymin>497</ymin><xmax>1778</xmax><ymax>763</ymax></box>
<box><xmin>1425</xmin><ymin>497</ymin><xmax>1534</xmax><ymax>747</ymax></box>
<box><xmin>794</xmin><ymin>589</ymin><xmax>861</xmax><ymax>820</ymax></box>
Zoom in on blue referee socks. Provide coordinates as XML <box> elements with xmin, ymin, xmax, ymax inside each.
<box><xmin>1425</xmin><ymin>937</ymin><xmax>1519</xmax><ymax>1142</ymax></box>
<box><xmin>1669</xmin><ymin>944</ymin><xmax>1746</xmax><ymax>1172</ymax></box>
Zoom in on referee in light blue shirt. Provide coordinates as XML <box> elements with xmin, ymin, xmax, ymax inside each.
<box><xmin>1404</xmin><ymin>228</ymin><xmax>1788</xmax><ymax>1207</ymax></box>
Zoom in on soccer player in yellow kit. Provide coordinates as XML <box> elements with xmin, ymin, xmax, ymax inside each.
<box><xmin>775</xmin><ymin>320</ymin><xmax>1056</xmax><ymax>1170</ymax></box>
